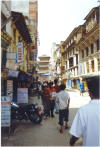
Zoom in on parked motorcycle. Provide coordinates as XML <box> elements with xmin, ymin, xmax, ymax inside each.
<box><xmin>11</xmin><ymin>102</ymin><xmax>43</xmax><ymax>124</ymax></box>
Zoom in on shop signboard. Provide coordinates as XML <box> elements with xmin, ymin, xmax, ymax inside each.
<box><xmin>17</xmin><ymin>42</ymin><xmax>23</xmax><ymax>65</ymax></box>
<box><xmin>7</xmin><ymin>80</ymin><xmax>13</xmax><ymax>101</ymax></box>
<box><xmin>40</xmin><ymin>73</ymin><xmax>50</xmax><ymax>77</ymax></box>
<box><xmin>17</xmin><ymin>88</ymin><xmax>28</xmax><ymax>104</ymax></box>
<box><xmin>7</xmin><ymin>52</ymin><xmax>16</xmax><ymax>60</ymax></box>
<box><xmin>1</xmin><ymin>96</ymin><xmax>11</xmax><ymax>127</ymax></box>
<box><xmin>8</xmin><ymin>70</ymin><xmax>19</xmax><ymax>78</ymax></box>
<box><xmin>6</xmin><ymin>60</ymin><xmax>18</xmax><ymax>70</ymax></box>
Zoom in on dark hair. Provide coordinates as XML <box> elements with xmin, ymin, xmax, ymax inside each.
<box><xmin>48</xmin><ymin>82</ymin><xmax>53</xmax><ymax>87</ymax></box>
<box><xmin>86</xmin><ymin>77</ymin><xmax>100</xmax><ymax>98</ymax></box>
<box><xmin>54</xmin><ymin>79</ymin><xmax>58</xmax><ymax>84</ymax></box>
<box><xmin>60</xmin><ymin>84</ymin><xmax>66</xmax><ymax>90</ymax></box>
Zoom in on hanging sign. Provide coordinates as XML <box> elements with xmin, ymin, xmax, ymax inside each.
<box><xmin>17</xmin><ymin>88</ymin><xmax>28</xmax><ymax>104</ymax></box>
<box><xmin>1</xmin><ymin>96</ymin><xmax>11</xmax><ymax>127</ymax></box>
<box><xmin>17</xmin><ymin>42</ymin><xmax>23</xmax><ymax>65</ymax></box>
<box><xmin>6</xmin><ymin>60</ymin><xmax>18</xmax><ymax>70</ymax></box>
<box><xmin>7</xmin><ymin>80</ymin><xmax>13</xmax><ymax>101</ymax></box>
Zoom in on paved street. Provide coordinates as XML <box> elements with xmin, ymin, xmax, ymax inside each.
<box><xmin>1</xmin><ymin>89</ymin><xmax>90</xmax><ymax>146</ymax></box>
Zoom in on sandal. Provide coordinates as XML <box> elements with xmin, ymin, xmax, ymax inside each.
<box><xmin>65</xmin><ymin>126</ymin><xmax>70</xmax><ymax>129</ymax></box>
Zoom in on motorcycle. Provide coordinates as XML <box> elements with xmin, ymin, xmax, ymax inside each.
<box><xmin>11</xmin><ymin>102</ymin><xmax>43</xmax><ymax>124</ymax></box>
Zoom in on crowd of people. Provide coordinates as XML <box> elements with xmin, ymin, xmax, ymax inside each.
<box><xmin>33</xmin><ymin>76</ymin><xmax>100</xmax><ymax>146</ymax></box>
<box><xmin>38</xmin><ymin>79</ymin><xmax>70</xmax><ymax>133</ymax></box>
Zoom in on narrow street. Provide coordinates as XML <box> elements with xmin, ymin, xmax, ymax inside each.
<box><xmin>1</xmin><ymin>89</ymin><xmax>90</xmax><ymax>146</ymax></box>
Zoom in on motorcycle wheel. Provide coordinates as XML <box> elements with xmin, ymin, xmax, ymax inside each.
<box><xmin>29</xmin><ymin>112</ymin><xmax>42</xmax><ymax>124</ymax></box>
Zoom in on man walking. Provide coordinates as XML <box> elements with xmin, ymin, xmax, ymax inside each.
<box><xmin>54</xmin><ymin>79</ymin><xmax>60</xmax><ymax>114</ymax></box>
<box><xmin>69</xmin><ymin>75</ymin><xmax>100</xmax><ymax>146</ymax></box>
<box><xmin>80</xmin><ymin>80</ymin><xmax>84</xmax><ymax>96</ymax></box>
<box><xmin>56</xmin><ymin>84</ymin><xmax>70</xmax><ymax>133</ymax></box>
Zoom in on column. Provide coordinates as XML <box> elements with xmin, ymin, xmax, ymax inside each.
<box><xmin>94</xmin><ymin>57</ymin><xmax>98</xmax><ymax>72</ymax></box>
<box><xmin>74</xmin><ymin>55</ymin><xmax>76</xmax><ymax>66</ymax></box>
<box><xmin>94</xmin><ymin>42</ymin><xmax>97</xmax><ymax>53</ymax></box>
<box><xmin>89</xmin><ymin>60</ymin><xmax>92</xmax><ymax>73</ymax></box>
<box><xmin>67</xmin><ymin>60</ymin><xmax>69</xmax><ymax>69</ymax></box>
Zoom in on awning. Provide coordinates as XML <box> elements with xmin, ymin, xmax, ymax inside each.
<box><xmin>11</xmin><ymin>11</ymin><xmax>32</xmax><ymax>43</ymax></box>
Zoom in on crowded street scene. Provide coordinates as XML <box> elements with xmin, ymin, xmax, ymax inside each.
<box><xmin>1</xmin><ymin>0</ymin><xmax>100</xmax><ymax>146</ymax></box>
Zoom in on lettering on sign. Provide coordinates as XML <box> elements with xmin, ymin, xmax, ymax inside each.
<box><xmin>17</xmin><ymin>42</ymin><xmax>23</xmax><ymax>65</ymax></box>
<box><xmin>17</xmin><ymin>88</ymin><xmax>28</xmax><ymax>104</ymax></box>
<box><xmin>7</xmin><ymin>80</ymin><xmax>13</xmax><ymax>101</ymax></box>
<box><xmin>1</xmin><ymin>96</ymin><xmax>11</xmax><ymax>127</ymax></box>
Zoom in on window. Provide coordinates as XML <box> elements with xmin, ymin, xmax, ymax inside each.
<box><xmin>69</xmin><ymin>57</ymin><xmax>73</xmax><ymax>68</ymax></box>
<box><xmin>76</xmin><ymin>54</ymin><xmax>78</xmax><ymax>64</ymax></box>
<box><xmin>98</xmin><ymin>58</ymin><xmax>100</xmax><ymax>71</ymax></box>
<box><xmin>91</xmin><ymin>60</ymin><xmax>94</xmax><ymax>72</ymax></box>
<box><xmin>96</xmin><ymin>39</ymin><xmax>99</xmax><ymax>51</ymax></box>
<box><xmin>18</xmin><ymin>36</ymin><xmax>21</xmax><ymax>42</ymax></box>
<box><xmin>73</xmin><ymin>48</ymin><xmax>74</xmax><ymax>54</ymax></box>
<box><xmin>82</xmin><ymin>50</ymin><xmax>84</xmax><ymax>58</ymax></box>
<box><xmin>70</xmin><ymin>50</ymin><xmax>71</xmax><ymax>56</ymax></box>
<box><xmin>91</xmin><ymin>44</ymin><xmax>94</xmax><ymax>54</ymax></box>
<box><xmin>86</xmin><ymin>47</ymin><xmax>89</xmax><ymax>56</ymax></box>
<box><xmin>96</xmin><ymin>11</ymin><xmax>99</xmax><ymax>24</ymax></box>
<box><xmin>66</xmin><ymin>61</ymin><xmax>67</xmax><ymax>69</ymax></box>
<box><xmin>1</xmin><ymin>13</ymin><xmax>6</xmax><ymax>31</ymax></box>
<box><xmin>68</xmin><ymin>51</ymin><xmax>69</xmax><ymax>57</ymax></box>
<box><xmin>13</xmin><ymin>29</ymin><xmax>16</xmax><ymax>43</ymax></box>
<box><xmin>86</xmin><ymin>62</ymin><xmax>89</xmax><ymax>73</ymax></box>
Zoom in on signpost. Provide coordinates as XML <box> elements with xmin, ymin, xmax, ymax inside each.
<box><xmin>17</xmin><ymin>88</ymin><xmax>28</xmax><ymax>104</ymax></box>
<box><xmin>1</xmin><ymin>96</ymin><xmax>11</xmax><ymax>127</ymax></box>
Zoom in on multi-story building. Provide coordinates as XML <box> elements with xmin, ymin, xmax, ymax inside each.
<box><xmin>1</xmin><ymin>1</ymin><xmax>32</xmax><ymax>98</ymax></box>
<box><xmin>1</xmin><ymin>1</ymin><xmax>12</xmax><ymax>96</ymax></box>
<box><xmin>26</xmin><ymin>0</ymin><xmax>38</xmax><ymax>74</ymax></box>
<box><xmin>38</xmin><ymin>55</ymin><xmax>50</xmax><ymax>81</ymax></box>
<box><xmin>50</xmin><ymin>43</ymin><xmax>61</xmax><ymax>79</ymax></box>
<box><xmin>60</xmin><ymin>6</ymin><xmax>99</xmax><ymax>89</ymax></box>
<box><xmin>61</xmin><ymin>26</ymin><xmax>85</xmax><ymax>88</ymax></box>
<box><xmin>11</xmin><ymin>11</ymin><xmax>32</xmax><ymax>72</ymax></box>
<box><xmin>78</xmin><ymin>6</ymin><xmax>100</xmax><ymax>79</ymax></box>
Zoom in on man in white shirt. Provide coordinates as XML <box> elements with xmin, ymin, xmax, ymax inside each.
<box><xmin>69</xmin><ymin>75</ymin><xmax>100</xmax><ymax>146</ymax></box>
<box><xmin>56</xmin><ymin>84</ymin><xmax>70</xmax><ymax>133</ymax></box>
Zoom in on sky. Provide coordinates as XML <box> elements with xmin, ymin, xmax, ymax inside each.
<box><xmin>11</xmin><ymin>0</ymin><xmax>99</xmax><ymax>57</ymax></box>
<box><xmin>11</xmin><ymin>0</ymin><xmax>29</xmax><ymax>16</ymax></box>
<box><xmin>38</xmin><ymin>0</ymin><xmax>99</xmax><ymax>57</ymax></box>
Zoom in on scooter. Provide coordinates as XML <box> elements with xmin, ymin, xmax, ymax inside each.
<box><xmin>11</xmin><ymin>102</ymin><xmax>43</xmax><ymax>124</ymax></box>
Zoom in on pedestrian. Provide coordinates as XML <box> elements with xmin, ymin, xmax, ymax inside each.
<box><xmin>54</xmin><ymin>79</ymin><xmax>60</xmax><ymax>114</ymax></box>
<box><xmin>49</xmin><ymin>82</ymin><xmax>56</xmax><ymax>117</ymax></box>
<box><xmin>42</xmin><ymin>83</ymin><xmax>51</xmax><ymax>118</ymax></box>
<box><xmin>79</xmin><ymin>80</ymin><xmax>84</xmax><ymax>96</ymax></box>
<box><xmin>69</xmin><ymin>75</ymin><xmax>100</xmax><ymax>146</ymax></box>
<box><xmin>56</xmin><ymin>84</ymin><xmax>70</xmax><ymax>133</ymax></box>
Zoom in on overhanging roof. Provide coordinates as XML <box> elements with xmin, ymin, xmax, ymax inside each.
<box><xmin>11</xmin><ymin>11</ymin><xmax>32</xmax><ymax>43</ymax></box>
<box><xmin>84</xmin><ymin>6</ymin><xmax>99</xmax><ymax>20</ymax></box>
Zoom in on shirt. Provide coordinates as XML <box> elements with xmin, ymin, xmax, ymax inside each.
<box><xmin>80</xmin><ymin>83</ymin><xmax>84</xmax><ymax>89</ymax></box>
<box><xmin>54</xmin><ymin>84</ymin><xmax>60</xmax><ymax>93</ymax></box>
<box><xmin>56</xmin><ymin>90</ymin><xmax>70</xmax><ymax>110</ymax></box>
<box><xmin>69</xmin><ymin>99</ymin><xmax>100</xmax><ymax>146</ymax></box>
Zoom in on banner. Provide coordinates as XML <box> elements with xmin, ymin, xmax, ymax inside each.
<box><xmin>17</xmin><ymin>42</ymin><xmax>23</xmax><ymax>65</ymax></box>
<box><xmin>17</xmin><ymin>88</ymin><xmax>28</xmax><ymax>104</ymax></box>
<box><xmin>1</xmin><ymin>96</ymin><xmax>11</xmax><ymax>127</ymax></box>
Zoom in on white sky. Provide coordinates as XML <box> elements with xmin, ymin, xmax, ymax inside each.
<box><xmin>11</xmin><ymin>0</ymin><xmax>29</xmax><ymax>16</ymax></box>
<box><xmin>38</xmin><ymin>0</ymin><xmax>99</xmax><ymax>57</ymax></box>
